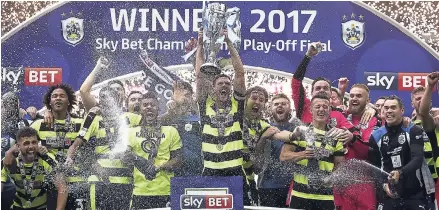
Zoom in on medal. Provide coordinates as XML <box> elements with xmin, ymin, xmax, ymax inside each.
<box><xmin>18</xmin><ymin>152</ymin><xmax>38</xmax><ymax>208</ymax></box>
<box><xmin>217</xmin><ymin>144</ymin><xmax>224</xmax><ymax>151</ymax></box>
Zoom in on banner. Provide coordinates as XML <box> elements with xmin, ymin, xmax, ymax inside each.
<box><xmin>171</xmin><ymin>176</ymin><xmax>244</xmax><ymax>209</ymax></box>
<box><xmin>1</xmin><ymin>1</ymin><xmax>438</xmax><ymax>114</ymax></box>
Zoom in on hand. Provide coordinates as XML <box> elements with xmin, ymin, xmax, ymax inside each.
<box><xmin>306</xmin><ymin>42</ymin><xmax>321</xmax><ymax>57</ymax></box>
<box><xmin>26</xmin><ymin>106</ymin><xmax>38</xmax><ymax>120</ymax></box>
<box><xmin>389</xmin><ymin>170</ymin><xmax>401</xmax><ymax>183</ymax></box>
<box><xmin>434</xmin><ymin>115</ymin><xmax>439</xmax><ymax>129</ymax></box>
<box><xmin>290</xmin><ymin>127</ymin><xmax>305</xmax><ymax>141</ymax></box>
<box><xmin>144</xmin><ymin>163</ymin><xmax>158</xmax><ymax>180</ymax></box>
<box><xmin>360</xmin><ymin>107</ymin><xmax>376</xmax><ymax>127</ymax></box>
<box><xmin>326</xmin><ymin>127</ymin><xmax>344</xmax><ymax>139</ymax></box>
<box><xmin>303</xmin><ymin>147</ymin><xmax>315</xmax><ymax>159</ymax></box>
<box><xmin>338</xmin><ymin>77</ymin><xmax>349</xmax><ymax>91</ymax></box>
<box><xmin>7</xmin><ymin>144</ymin><xmax>19</xmax><ymax>156</ymax></box>
<box><xmin>38</xmin><ymin>145</ymin><xmax>48</xmax><ymax>156</ymax></box>
<box><xmin>197</xmin><ymin>27</ymin><xmax>203</xmax><ymax>45</ymax></box>
<box><xmin>261</xmin><ymin>127</ymin><xmax>280</xmax><ymax>140</ymax></box>
<box><xmin>185</xmin><ymin>37</ymin><xmax>198</xmax><ymax>53</ymax></box>
<box><xmin>337</xmin><ymin>128</ymin><xmax>354</xmax><ymax>145</ymax></box>
<box><xmin>383</xmin><ymin>183</ymin><xmax>398</xmax><ymax>199</ymax></box>
<box><xmin>97</xmin><ymin>56</ymin><xmax>109</xmax><ymax>70</ymax></box>
<box><xmin>89</xmin><ymin>106</ymin><xmax>101</xmax><ymax>115</ymax></box>
<box><xmin>44</xmin><ymin>110</ymin><xmax>54</xmax><ymax>128</ymax></box>
<box><xmin>19</xmin><ymin>108</ymin><xmax>27</xmax><ymax>119</ymax></box>
<box><xmin>426</xmin><ymin>72</ymin><xmax>439</xmax><ymax>87</ymax></box>
<box><xmin>402</xmin><ymin>117</ymin><xmax>412</xmax><ymax>128</ymax></box>
<box><xmin>64</xmin><ymin>157</ymin><xmax>74</xmax><ymax>167</ymax></box>
<box><xmin>221</xmin><ymin>29</ymin><xmax>230</xmax><ymax>42</ymax></box>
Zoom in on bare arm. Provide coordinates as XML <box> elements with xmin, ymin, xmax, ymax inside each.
<box><xmin>195</xmin><ymin>30</ymin><xmax>211</xmax><ymax>102</ymax></box>
<box><xmin>280</xmin><ymin>144</ymin><xmax>307</xmax><ymax>163</ymax></box>
<box><xmin>225</xmin><ymin>38</ymin><xmax>245</xmax><ymax>95</ymax></box>
<box><xmin>55</xmin><ymin>173</ymin><xmax>68</xmax><ymax>210</ymax></box>
<box><xmin>158</xmin><ymin>149</ymin><xmax>183</xmax><ymax>172</ymax></box>
<box><xmin>66</xmin><ymin>138</ymin><xmax>83</xmax><ymax>160</ymax></box>
<box><xmin>420</xmin><ymin>81</ymin><xmax>435</xmax><ymax>132</ymax></box>
<box><xmin>80</xmin><ymin>57</ymin><xmax>108</xmax><ymax>111</ymax></box>
<box><xmin>3</xmin><ymin>145</ymin><xmax>18</xmax><ymax>168</ymax></box>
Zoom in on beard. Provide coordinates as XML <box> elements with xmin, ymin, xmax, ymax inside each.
<box><xmin>273</xmin><ymin>112</ymin><xmax>290</xmax><ymax>123</ymax></box>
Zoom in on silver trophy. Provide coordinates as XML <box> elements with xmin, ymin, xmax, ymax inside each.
<box><xmin>199</xmin><ymin>3</ymin><xmax>241</xmax><ymax>75</ymax></box>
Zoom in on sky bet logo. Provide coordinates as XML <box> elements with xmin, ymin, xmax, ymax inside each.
<box><xmin>180</xmin><ymin>194</ymin><xmax>233</xmax><ymax>209</ymax></box>
<box><xmin>24</xmin><ymin>68</ymin><xmax>62</xmax><ymax>86</ymax></box>
<box><xmin>364</xmin><ymin>72</ymin><xmax>434</xmax><ymax>91</ymax></box>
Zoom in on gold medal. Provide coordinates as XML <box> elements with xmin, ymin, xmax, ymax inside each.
<box><xmin>217</xmin><ymin>144</ymin><xmax>224</xmax><ymax>151</ymax></box>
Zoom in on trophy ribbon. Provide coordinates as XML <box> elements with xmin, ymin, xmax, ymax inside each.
<box><xmin>139</xmin><ymin>50</ymin><xmax>175</xmax><ymax>86</ymax></box>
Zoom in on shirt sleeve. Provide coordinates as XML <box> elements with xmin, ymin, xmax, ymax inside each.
<box><xmin>333</xmin><ymin>141</ymin><xmax>345</xmax><ymax>157</ymax></box>
<box><xmin>169</xmin><ymin>127</ymin><xmax>182</xmax><ymax>151</ymax></box>
<box><xmin>30</xmin><ymin>120</ymin><xmax>42</xmax><ymax>140</ymax></box>
<box><xmin>1</xmin><ymin>164</ymin><xmax>9</xmax><ymax>183</ymax></box>
<box><xmin>291</xmin><ymin>78</ymin><xmax>312</xmax><ymax>123</ymax></box>
<box><xmin>78</xmin><ymin>112</ymin><xmax>98</xmax><ymax>142</ymax></box>
<box><xmin>401</xmin><ymin>126</ymin><xmax>425</xmax><ymax>175</ymax></box>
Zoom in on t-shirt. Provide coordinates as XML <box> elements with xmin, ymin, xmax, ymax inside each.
<box><xmin>1</xmin><ymin>154</ymin><xmax>57</xmax><ymax>209</ymax></box>
<box><xmin>128</xmin><ymin>125</ymin><xmax>182</xmax><ymax>196</ymax></box>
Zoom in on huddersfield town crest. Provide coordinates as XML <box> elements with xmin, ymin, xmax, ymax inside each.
<box><xmin>341</xmin><ymin>16</ymin><xmax>365</xmax><ymax>50</ymax></box>
<box><xmin>61</xmin><ymin>17</ymin><xmax>84</xmax><ymax>46</ymax></box>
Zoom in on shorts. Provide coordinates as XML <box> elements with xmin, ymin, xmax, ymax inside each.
<box><xmin>289</xmin><ymin>196</ymin><xmax>334</xmax><ymax>210</ymax></box>
<box><xmin>90</xmin><ymin>183</ymin><xmax>133</xmax><ymax>210</ymax></box>
<box><xmin>130</xmin><ymin>195</ymin><xmax>170</xmax><ymax>209</ymax></box>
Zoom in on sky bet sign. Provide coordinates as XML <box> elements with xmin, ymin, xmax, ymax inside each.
<box><xmin>180</xmin><ymin>189</ymin><xmax>233</xmax><ymax>209</ymax></box>
<box><xmin>171</xmin><ymin>176</ymin><xmax>243</xmax><ymax>210</ymax></box>
<box><xmin>365</xmin><ymin>72</ymin><xmax>434</xmax><ymax>91</ymax></box>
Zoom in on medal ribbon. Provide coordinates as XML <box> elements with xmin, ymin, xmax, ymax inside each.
<box><xmin>211</xmin><ymin>100</ymin><xmax>233</xmax><ymax>145</ymax></box>
<box><xmin>18</xmin><ymin>152</ymin><xmax>39</xmax><ymax>206</ymax></box>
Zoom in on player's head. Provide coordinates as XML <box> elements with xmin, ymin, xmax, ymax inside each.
<box><xmin>383</xmin><ymin>95</ymin><xmax>405</xmax><ymax>126</ymax></box>
<box><xmin>310</xmin><ymin>92</ymin><xmax>331</xmax><ymax>124</ymax></box>
<box><xmin>311</xmin><ymin>77</ymin><xmax>332</xmax><ymax>98</ymax></box>
<box><xmin>330</xmin><ymin>88</ymin><xmax>343</xmax><ymax>107</ymax></box>
<box><xmin>99</xmin><ymin>85</ymin><xmax>122</xmax><ymax>110</ymax></box>
<box><xmin>127</xmin><ymin>91</ymin><xmax>143</xmax><ymax>114</ymax></box>
<box><xmin>271</xmin><ymin>93</ymin><xmax>292</xmax><ymax>123</ymax></box>
<box><xmin>245</xmin><ymin>86</ymin><xmax>268</xmax><ymax>119</ymax></box>
<box><xmin>140</xmin><ymin>91</ymin><xmax>160</xmax><ymax>122</ymax></box>
<box><xmin>348</xmin><ymin>84</ymin><xmax>370</xmax><ymax>115</ymax></box>
<box><xmin>44</xmin><ymin>83</ymin><xmax>77</xmax><ymax>113</ymax></box>
<box><xmin>108</xmin><ymin>80</ymin><xmax>126</xmax><ymax>102</ymax></box>
<box><xmin>213</xmin><ymin>74</ymin><xmax>232</xmax><ymax>103</ymax></box>
<box><xmin>16</xmin><ymin>127</ymin><xmax>39</xmax><ymax>161</ymax></box>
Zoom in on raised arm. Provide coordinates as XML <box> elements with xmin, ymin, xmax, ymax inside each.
<box><xmin>195</xmin><ymin>29</ymin><xmax>211</xmax><ymax>102</ymax></box>
<box><xmin>291</xmin><ymin>42</ymin><xmax>320</xmax><ymax>121</ymax></box>
<box><xmin>225</xmin><ymin>33</ymin><xmax>245</xmax><ymax>95</ymax></box>
<box><xmin>80</xmin><ymin>57</ymin><xmax>108</xmax><ymax>112</ymax></box>
<box><xmin>420</xmin><ymin>72</ymin><xmax>439</xmax><ymax>132</ymax></box>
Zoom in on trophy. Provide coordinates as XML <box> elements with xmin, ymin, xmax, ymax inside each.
<box><xmin>199</xmin><ymin>3</ymin><xmax>241</xmax><ymax>75</ymax></box>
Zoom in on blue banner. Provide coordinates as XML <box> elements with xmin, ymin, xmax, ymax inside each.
<box><xmin>171</xmin><ymin>176</ymin><xmax>244</xmax><ymax>209</ymax></box>
<box><xmin>1</xmin><ymin>1</ymin><xmax>438</xmax><ymax>113</ymax></box>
